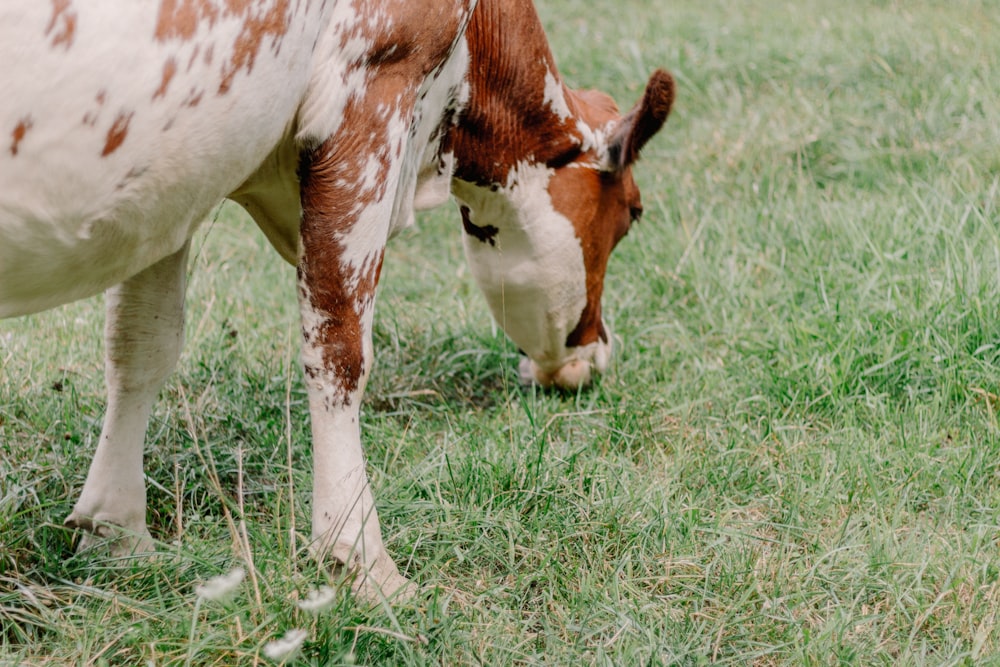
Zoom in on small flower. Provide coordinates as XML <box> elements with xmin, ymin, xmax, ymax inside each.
<box><xmin>194</xmin><ymin>567</ymin><xmax>245</xmax><ymax>602</ymax></box>
<box><xmin>263</xmin><ymin>628</ymin><xmax>308</xmax><ymax>663</ymax></box>
<box><xmin>296</xmin><ymin>585</ymin><xmax>336</xmax><ymax>614</ymax></box>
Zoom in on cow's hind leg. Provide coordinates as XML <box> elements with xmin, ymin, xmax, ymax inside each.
<box><xmin>65</xmin><ymin>243</ymin><xmax>190</xmax><ymax>555</ymax></box>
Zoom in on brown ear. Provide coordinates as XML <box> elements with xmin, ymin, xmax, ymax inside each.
<box><xmin>606</xmin><ymin>69</ymin><xmax>675</xmax><ymax>171</ymax></box>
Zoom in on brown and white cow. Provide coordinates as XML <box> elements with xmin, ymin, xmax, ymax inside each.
<box><xmin>0</xmin><ymin>0</ymin><xmax>672</xmax><ymax>599</ymax></box>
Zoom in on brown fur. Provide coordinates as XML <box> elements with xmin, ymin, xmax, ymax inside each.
<box><xmin>10</xmin><ymin>118</ymin><xmax>33</xmax><ymax>157</ymax></box>
<box><xmin>46</xmin><ymin>0</ymin><xmax>77</xmax><ymax>50</ymax></box>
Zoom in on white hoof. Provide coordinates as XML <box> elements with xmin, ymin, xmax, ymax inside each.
<box><xmin>351</xmin><ymin>557</ymin><xmax>416</xmax><ymax>605</ymax></box>
<box><xmin>64</xmin><ymin>512</ymin><xmax>154</xmax><ymax>557</ymax></box>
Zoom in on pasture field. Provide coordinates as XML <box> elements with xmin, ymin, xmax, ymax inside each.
<box><xmin>2</xmin><ymin>0</ymin><xmax>999</xmax><ymax>664</ymax></box>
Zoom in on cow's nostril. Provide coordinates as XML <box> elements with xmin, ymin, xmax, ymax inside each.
<box><xmin>552</xmin><ymin>359</ymin><xmax>593</xmax><ymax>390</ymax></box>
<box><xmin>519</xmin><ymin>356</ymin><xmax>597</xmax><ymax>391</ymax></box>
<box><xmin>518</xmin><ymin>356</ymin><xmax>542</xmax><ymax>386</ymax></box>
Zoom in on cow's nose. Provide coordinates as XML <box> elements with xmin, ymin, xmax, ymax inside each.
<box><xmin>519</xmin><ymin>356</ymin><xmax>594</xmax><ymax>390</ymax></box>
<box><xmin>518</xmin><ymin>335</ymin><xmax>612</xmax><ymax>391</ymax></box>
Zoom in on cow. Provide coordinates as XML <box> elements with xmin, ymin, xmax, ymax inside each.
<box><xmin>0</xmin><ymin>0</ymin><xmax>673</xmax><ymax>600</ymax></box>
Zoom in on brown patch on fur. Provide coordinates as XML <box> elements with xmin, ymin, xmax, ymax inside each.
<box><xmin>299</xmin><ymin>112</ymin><xmax>388</xmax><ymax>405</ymax></box>
<box><xmin>184</xmin><ymin>88</ymin><xmax>205</xmax><ymax>107</ymax></box>
<box><xmin>553</xmin><ymin>85</ymin><xmax>636</xmax><ymax>349</ymax></box>
<box><xmin>451</xmin><ymin>0</ymin><xmax>616</xmax><ymax>350</ymax></box>
<box><xmin>296</xmin><ymin>0</ymin><xmax>472</xmax><ymax>407</ymax></box>
<box><xmin>187</xmin><ymin>44</ymin><xmax>201</xmax><ymax>71</ymax></box>
<box><xmin>550</xmin><ymin>165</ymin><xmax>631</xmax><ymax>348</ymax></box>
<box><xmin>82</xmin><ymin>90</ymin><xmax>106</xmax><ymax>126</ymax></box>
<box><xmin>155</xmin><ymin>0</ymin><xmax>292</xmax><ymax>94</ymax></box>
<box><xmin>296</xmin><ymin>100</ymin><xmax>397</xmax><ymax>404</ymax></box>
<box><xmin>155</xmin><ymin>0</ymin><xmax>219</xmax><ymax>42</ymax></box>
<box><xmin>218</xmin><ymin>0</ymin><xmax>291</xmax><ymax>94</ymax></box>
<box><xmin>46</xmin><ymin>0</ymin><xmax>77</xmax><ymax>49</ymax></box>
<box><xmin>102</xmin><ymin>112</ymin><xmax>133</xmax><ymax>156</ymax></box>
<box><xmin>10</xmin><ymin>118</ymin><xmax>33</xmax><ymax>156</ymax></box>
<box><xmin>153</xmin><ymin>58</ymin><xmax>179</xmax><ymax>99</ymax></box>
<box><xmin>451</xmin><ymin>0</ymin><xmax>581</xmax><ymax>187</ymax></box>
<box><xmin>460</xmin><ymin>205</ymin><xmax>498</xmax><ymax>246</ymax></box>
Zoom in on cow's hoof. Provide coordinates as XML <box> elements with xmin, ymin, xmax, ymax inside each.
<box><xmin>348</xmin><ymin>556</ymin><xmax>416</xmax><ymax>606</ymax></box>
<box><xmin>64</xmin><ymin>513</ymin><xmax>154</xmax><ymax>557</ymax></box>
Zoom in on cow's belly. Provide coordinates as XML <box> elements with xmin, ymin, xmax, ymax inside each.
<box><xmin>0</xmin><ymin>196</ymin><xmax>214</xmax><ymax>318</ymax></box>
<box><xmin>0</xmin><ymin>2</ymin><xmax>322</xmax><ymax>317</ymax></box>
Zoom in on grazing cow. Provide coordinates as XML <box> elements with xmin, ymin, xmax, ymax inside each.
<box><xmin>0</xmin><ymin>0</ymin><xmax>673</xmax><ymax>599</ymax></box>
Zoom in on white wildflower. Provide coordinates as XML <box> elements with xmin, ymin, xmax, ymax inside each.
<box><xmin>194</xmin><ymin>567</ymin><xmax>245</xmax><ymax>602</ymax></box>
<box><xmin>296</xmin><ymin>585</ymin><xmax>336</xmax><ymax>614</ymax></box>
<box><xmin>263</xmin><ymin>628</ymin><xmax>308</xmax><ymax>663</ymax></box>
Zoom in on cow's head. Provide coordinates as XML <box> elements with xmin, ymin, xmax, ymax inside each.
<box><xmin>448</xmin><ymin>69</ymin><xmax>675</xmax><ymax>390</ymax></box>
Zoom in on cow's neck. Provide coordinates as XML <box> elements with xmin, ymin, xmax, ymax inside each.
<box><xmin>445</xmin><ymin>0</ymin><xmax>594</xmax><ymax>368</ymax></box>
<box><xmin>451</xmin><ymin>0</ymin><xmax>581</xmax><ymax>189</ymax></box>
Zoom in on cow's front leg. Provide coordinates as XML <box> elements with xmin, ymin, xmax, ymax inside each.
<box><xmin>298</xmin><ymin>140</ymin><xmax>409</xmax><ymax>601</ymax></box>
<box><xmin>65</xmin><ymin>242</ymin><xmax>190</xmax><ymax>555</ymax></box>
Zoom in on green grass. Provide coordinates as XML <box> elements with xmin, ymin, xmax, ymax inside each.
<box><xmin>2</xmin><ymin>0</ymin><xmax>999</xmax><ymax>664</ymax></box>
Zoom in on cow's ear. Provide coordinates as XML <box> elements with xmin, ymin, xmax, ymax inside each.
<box><xmin>605</xmin><ymin>69</ymin><xmax>675</xmax><ymax>172</ymax></box>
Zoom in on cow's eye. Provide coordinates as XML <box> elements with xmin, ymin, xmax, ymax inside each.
<box><xmin>547</xmin><ymin>145</ymin><xmax>582</xmax><ymax>170</ymax></box>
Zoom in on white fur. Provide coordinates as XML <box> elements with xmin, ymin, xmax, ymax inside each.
<box><xmin>0</xmin><ymin>2</ymin><xmax>331</xmax><ymax>317</ymax></box>
<box><xmin>543</xmin><ymin>67</ymin><xmax>572</xmax><ymax>121</ymax></box>
<box><xmin>452</xmin><ymin>160</ymin><xmax>611</xmax><ymax>380</ymax></box>
<box><xmin>401</xmin><ymin>41</ymin><xmax>472</xmax><ymax>223</ymax></box>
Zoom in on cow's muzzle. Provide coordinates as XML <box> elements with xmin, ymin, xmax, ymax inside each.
<box><xmin>518</xmin><ymin>338</ymin><xmax>612</xmax><ymax>391</ymax></box>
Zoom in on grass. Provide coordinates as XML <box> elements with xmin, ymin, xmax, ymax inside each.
<box><xmin>2</xmin><ymin>0</ymin><xmax>999</xmax><ymax>664</ymax></box>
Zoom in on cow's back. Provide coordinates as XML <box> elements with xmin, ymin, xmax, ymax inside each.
<box><xmin>0</xmin><ymin>1</ymin><xmax>331</xmax><ymax>317</ymax></box>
